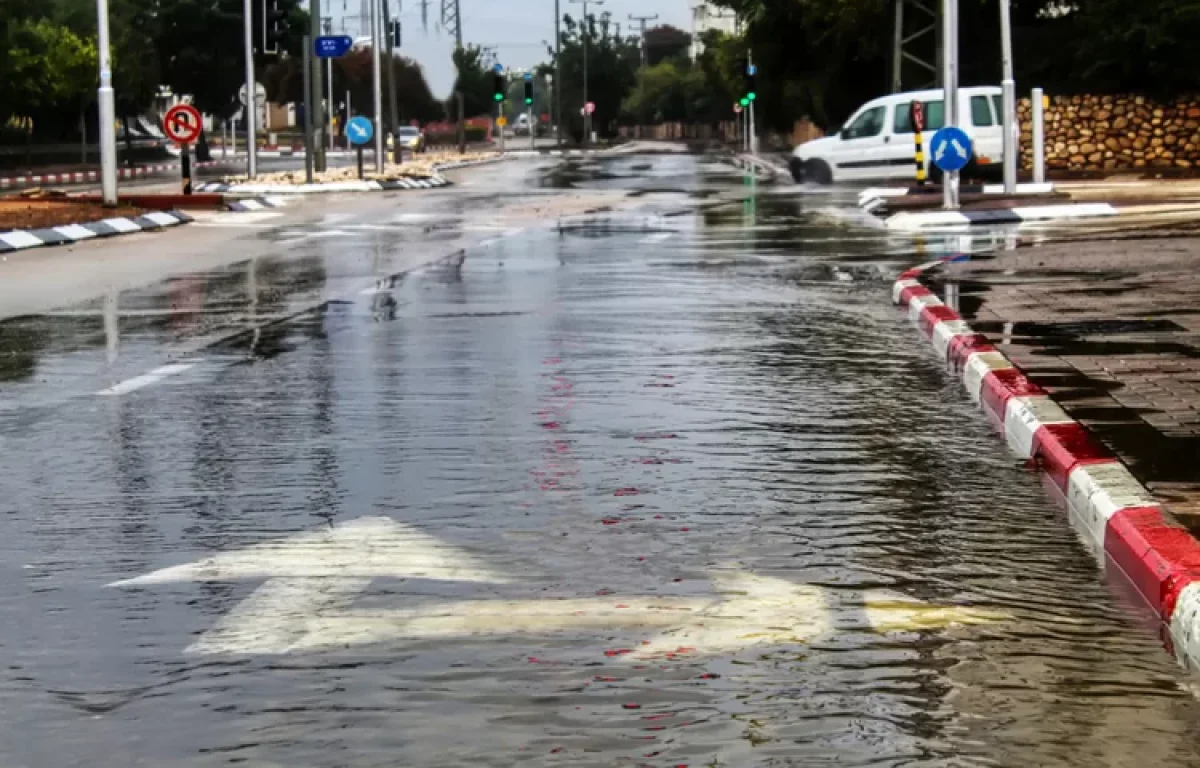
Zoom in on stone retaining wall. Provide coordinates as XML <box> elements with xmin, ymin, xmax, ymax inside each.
<box><xmin>1019</xmin><ymin>94</ymin><xmax>1200</xmax><ymax>171</ymax></box>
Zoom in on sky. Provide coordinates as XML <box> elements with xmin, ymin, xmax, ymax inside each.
<box><xmin>326</xmin><ymin>0</ymin><xmax>693</xmax><ymax>70</ymax></box>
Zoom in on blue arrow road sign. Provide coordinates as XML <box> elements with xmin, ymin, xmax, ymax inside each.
<box><xmin>315</xmin><ymin>35</ymin><xmax>354</xmax><ymax>58</ymax></box>
<box><xmin>930</xmin><ymin>126</ymin><xmax>973</xmax><ymax>172</ymax></box>
<box><xmin>346</xmin><ymin>116</ymin><xmax>374</xmax><ymax>146</ymax></box>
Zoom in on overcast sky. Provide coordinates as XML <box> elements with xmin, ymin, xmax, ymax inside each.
<box><xmin>328</xmin><ymin>0</ymin><xmax>692</xmax><ymax>70</ymax></box>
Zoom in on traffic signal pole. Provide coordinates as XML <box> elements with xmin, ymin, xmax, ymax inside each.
<box><xmin>311</xmin><ymin>0</ymin><xmax>325</xmax><ymax>172</ymax></box>
<box><xmin>371</xmin><ymin>0</ymin><xmax>384</xmax><ymax>171</ymax></box>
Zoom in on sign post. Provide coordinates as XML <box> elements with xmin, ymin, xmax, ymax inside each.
<box><xmin>930</xmin><ymin>125</ymin><xmax>973</xmax><ymax>191</ymax></box>
<box><xmin>163</xmin><ymin>104</ymin><xmax>203</xmax><ymax>195</ymax></box>
<box><xmin>909</xmin><ymin>101</ymin><xmax>927</xmax><ymax>186</ymax></box>
<box><xmin>346</xmin><ymin>115</ymin><xmax>374</xmax><ymax>179</ymax></box>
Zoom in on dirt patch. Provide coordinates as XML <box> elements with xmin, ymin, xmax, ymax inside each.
<box><xmin>0</xmin><ymin>196</ymin><xmax>145</xmax><ymax>233</ymax></box>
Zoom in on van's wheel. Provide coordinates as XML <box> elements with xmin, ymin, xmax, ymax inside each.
<box><xmin>804</xmin><ymin>159</ymin><xmax>833</xmax><ymax>185</ymax></box>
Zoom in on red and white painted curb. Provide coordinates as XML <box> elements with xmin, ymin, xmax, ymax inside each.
<box><xmin>895</xmin><ymin>256</ymin><xmax>1200</xmax><ymax>667</ymax></box>
<box><xmin>0</xmin><ymin>161</ymin><xmax>225</xmax><ymax>190</ymax></box>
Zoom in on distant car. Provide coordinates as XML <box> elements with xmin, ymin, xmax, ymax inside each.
<box><xmin>790</xmin><ymin>86</ymin><xmax>1007</xmax><ymax>184</ymax></box>
<box><xmin>395</xmin><ymin>126</ymin><xmax>426</xmax><ymax>153</ymax></box>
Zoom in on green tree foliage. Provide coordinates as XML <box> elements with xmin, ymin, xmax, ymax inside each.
<box><xmin>622</xmin><ymin>60</ymin><xmax>707</xmax><ymax>123</ymax></box>
<box><xmin>3</xmin><ymin>20</ymin><xmax>97</xmax><ymax>127</ymax></box>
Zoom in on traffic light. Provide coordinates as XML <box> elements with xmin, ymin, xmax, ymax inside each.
<box><xmin>265</xmin><ymin>0</ymin><xmax>287</xmax><ymax>53</ymax></box>
<box><xmin>493</xmin><ymin>73</ymin><xmax>505</xmax><ymax>102</ymax></box>
<box><xmin>390</xmin><ymin>20</ymin><xmax>402</xmax><ymax>49</ymax></box>
<box><xmin>523</xmin><ymin>74</ymin><xmax>534</xmax><ymax>106</ymax></box>
<box><xmin>745</xmin><ymin>64</ymin><xmax>757</xmax><ymax>102</ymax></box>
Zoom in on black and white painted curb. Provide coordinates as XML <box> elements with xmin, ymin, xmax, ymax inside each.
<box><xmin>195</xmin><ymin>175</ymin><xmax>451</xmax><ymax>195</ymax></box>
<box><xmin>0</xmin><ymin>211</ymin><xmax>192</xmax><ymax>254</ymax></box>
<box><xmin>224</xmin><ymin>197</ymin><xmax>288</xmax><ymax>212</ymax></box>
<box><xmin>859</xmin><ymin>182</ymin><xmax>1056</xmax><ymax>212</ymax></box>
<box><xmin>885</xmin><ymin>202</ymin><xmax>1119</xmax><ymax>230</ymax></box>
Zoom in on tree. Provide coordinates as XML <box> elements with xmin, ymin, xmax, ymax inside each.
<box><xmin>157</xmin><ymin>0</ymin><xmax>308</xmax><ymax>119</ymax></box>
<box><xmin>642</xmin><ymin>25</ymin><xmax>692</xmax><ymax>67</ymax></box>
<box><xmin>453</xmin><ymin>45</ymin><xmax>498</xmax><ymax>119</ymax></box>
<box><xmin>3</xmin><ymin>20</ymin><xmax>97</xmax><ymax>131</ymax></box>
<box><xmin>551</xmin><ymin>12</ymin><xmax>640</xmax><ymax>140</ymax></box>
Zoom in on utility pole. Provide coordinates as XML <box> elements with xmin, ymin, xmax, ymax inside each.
<box><xmin>95</xmin><ymin>0</ymin><xmax>118</xmax><ymax>204</ymax></box>
<box><xmin>311</xmin><ymin>0</ymin><xmax>326</xmax><ymax>172</ymax></box>
<box><xmin>628</xmin><ymin>13</ymin><xmax>657</xmax><ymax>69</ymax></box>
<box><xmin>569</xmin><ymin>0</ymin><xmax>604</xmax><ymax>146</ymax></box>
<box><xmin>371</xmin><ymin>0</ymin><xmax>384</xmax><ymax>171</ymax></box>
<box><xmin>440</xmin><ymin>0</ymin><xmax>465</xmax><ymax>153</ymax></box>
<box><xmin>554</xmin><ymin>0</ymin><xmax>563</xmax><ymax>147</ymax></box>
<box><xmin>242</xmin><ymin>0</ymin><xmax>257</xmax><ymax>178</ymax></box>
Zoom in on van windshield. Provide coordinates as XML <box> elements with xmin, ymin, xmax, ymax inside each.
<box><xmin>893</xmin><ymin>100</ymin><xmax>945</xmax><ymax>134</ymax></box>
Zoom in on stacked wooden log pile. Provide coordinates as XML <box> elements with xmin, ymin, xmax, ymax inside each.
<box><xmin>1018</xmin><ymin>94</ymin><xmax>1200</xmax><ymax>171</ymax></box>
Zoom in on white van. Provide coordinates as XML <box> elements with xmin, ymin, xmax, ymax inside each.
<box><xmin>790</xmin><ymin>86</ymin><xmax>1006</xmax><ymax>184</ymax></box>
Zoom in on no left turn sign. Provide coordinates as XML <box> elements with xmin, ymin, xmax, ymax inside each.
<box><xmin>163</xmin><ymin>104</ymin><xmax>203</xmax><ymax>145</ymax></box>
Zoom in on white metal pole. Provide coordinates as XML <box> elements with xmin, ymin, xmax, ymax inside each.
<box><xmin>530</xmin><ymin>106</ymin><xmax>535</xmax><ymax>150</ymax></box>
<box><xmin>942</xmin><ymin>0</ymin><xmax>959</xmax><ymax>209</ymax></box>
<box><xmin>243</xmin><ymin>0</ymin><xmax>257</xmax><ymax>178</ymax></box>
<box><xmin>371</xmin><ymin>0</ymin><xmax>384</xmax><ymax>171</ymax></box>
<box><xmin>999</xmin><ymin>0</ymin><xmax>1017</xmax><ymax>193</ymax></box>
<box><xmin>328</xmin><ymin>58</ymin><xmax>335</xmax><ymax>151</ymax></box>
<box><xmin>96</xmin><ymin>0</ymin><xmax>118</xmax><ymax>205</ymax></box>
<box><xmin>1032</xmin><ymin>87</ymin><xmax>1045</xmax><ymax>184</ymax></box>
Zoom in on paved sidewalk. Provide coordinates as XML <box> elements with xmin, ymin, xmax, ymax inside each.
<box><xmin>928</xmin><ymin>238</ymin><xmax>1200</xmax><ymax>534</ymax></box>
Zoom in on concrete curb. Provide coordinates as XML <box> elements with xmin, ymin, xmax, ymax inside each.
<box><xmin>886</xmin><ymin>202</ymin><xmax>1118</xmax><ymax>230</ymax></box>
<box><xmin>894</xmin><ymin>256</ymin><xmax>1200</xmax><ymax>668</ymax></box>
<box><xmin>194</xmin><ymin>175</ymin><xmax>451</xmax><ymax>195</ymax></box>
<box><xmin>0</xmin><ymin>211</ymin><xmax>192</xmax><ymax>254</ymax></box>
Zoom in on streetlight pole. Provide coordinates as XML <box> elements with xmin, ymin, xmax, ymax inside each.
<box><xmin>95</xmin><ymin>0</ymin><xmax>118</xmax><ymax>205</ymax></box>
<box><xmin>242</xmin><ymin>0</ymin><xmax>257</xmax><ymax>178</ymax></box>
<box><xmin>311</xmin><ymin>0</ymin><xmax>325</xmax><ymax>172</ymax></box>
<box><xmin>570</xmin><ymin>0</ymin><xmax>604</xmax><ymax>146</ymax></box>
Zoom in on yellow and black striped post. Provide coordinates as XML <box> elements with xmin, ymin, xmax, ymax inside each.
<box><xmin>914</xmin><ymin>130</ymin><xmax>926</xmax><ymax>186</ymax></box>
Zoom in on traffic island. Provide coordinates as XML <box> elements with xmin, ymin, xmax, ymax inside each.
<box><xmin>894</xmin><ymin>245</ymin><xmax>1200</xmax><ymax>668</ymax></box>
<box><xmin>0</xmin><ymin>194</ymin><xmax>190</xmax><ymax>255</ymax></box>
<box><xmin>195</xmin><ymin>151</ymin><xmax>502</xmax><ymax>196</ymax></box>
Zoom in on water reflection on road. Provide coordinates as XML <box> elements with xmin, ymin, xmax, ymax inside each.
<box><xmin>1</xmin><ymin>155</ymin><xmax>1199</xmax><ymax>767</ymax></box>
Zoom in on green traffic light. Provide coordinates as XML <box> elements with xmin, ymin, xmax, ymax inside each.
<box><xmin>739</xmin><ymin>97</ymin><xmax>749</xmax><ymax>106</ymax></box>
<box><xmin>494</xmin><ymin>93</ymin><xmax>504</xmax><ymax>101</ymax></box>
<box><xmin>525</xmin><ymin>98</ymin><xmax>533</xmax><ymax>105</ymax></box>
<box><xmin>748</xmin><ymin>92</ymin><xmax>757</xmax><ymax>101</ymax></box>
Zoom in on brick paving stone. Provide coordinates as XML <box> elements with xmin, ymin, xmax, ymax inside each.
<box><xmin>930</xmin><ymin>236</ymin><xmax>1200</xmax><ymax>536</ymax></box>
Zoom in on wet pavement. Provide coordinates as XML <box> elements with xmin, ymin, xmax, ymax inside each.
<box><xmin>928</xmin><ymin>239</ymin><xmax>1200</xmax><ymax>536</ymax></box>
<box><xmin>4</xmin><ymin>153</ymin><xmax>1200</xmax><ymax>767</ymax></box>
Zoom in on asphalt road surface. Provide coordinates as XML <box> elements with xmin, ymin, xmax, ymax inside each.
<box><xmin>3</xmin><ymin>153</ymin><xmax>1200</xmax><ymax>767</ymax></box>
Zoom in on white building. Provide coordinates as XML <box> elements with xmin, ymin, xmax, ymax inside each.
<box><xmin>690</xmin><ymin>2</ymin><xmax>738</xmax><ymax>58</ymax></box>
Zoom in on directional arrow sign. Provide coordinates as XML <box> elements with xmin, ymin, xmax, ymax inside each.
<box><xmin>930</xmin><ymin>125</ymin><xmax>973</xmax><ymax>172</ymax></box>
<box><xmin>110</xmin><ymin>517</ymin><xmax>1009</xmax><ymax>657</ymax></box>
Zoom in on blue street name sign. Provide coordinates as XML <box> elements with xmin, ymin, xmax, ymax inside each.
<box><xmin>315</xmin><ymin>35</ymin><xmax>354</xmax><ymax>59</ymax></box>
<box><xmin>346</xmin><ymin>116</ymin><xmax>374</xmax><ymax>146</ymax></box>
<box><xmin>930</xmin><ymin>126</ymin><xmax>973</xmax><ymax>172</ymax></box>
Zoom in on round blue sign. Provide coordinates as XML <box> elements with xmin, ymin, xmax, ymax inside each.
<box><xmin>930</xmin><ymin>126</ymin><xmax>973</xmax><ymax>172</ymax></box>
<box><xmin>346</xmin><ymin>116</ymin><xmax>374</xmax><ymax>146</ymax></box>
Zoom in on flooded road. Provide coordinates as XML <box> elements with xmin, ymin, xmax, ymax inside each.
<box><xmin>3</xmin><ymin>153</ymin><xmax>1200</xmax><ymax>767</ymax></box>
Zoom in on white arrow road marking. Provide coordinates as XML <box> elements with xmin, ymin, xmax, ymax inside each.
<box><xmin>110</xmin><ymin>518</ymin><xmax>1010</xmax><ymax>656</ymax></box>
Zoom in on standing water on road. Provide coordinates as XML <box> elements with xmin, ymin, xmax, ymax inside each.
<box><xmin>2</xmin><ymin>154</ymin><xmax>1200</xmax><ymax>767</ymax></box>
